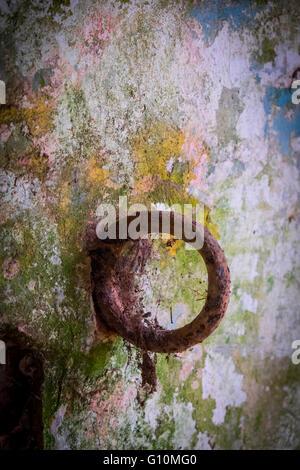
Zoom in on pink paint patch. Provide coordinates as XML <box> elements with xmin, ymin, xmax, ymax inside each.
<box><xmin>17</xmin><ymin>323</ymin><xmax>31</xmax><ymax>336</ymax></box>
<box><xmin>33</xmin><ymin>135</ymin><xmax>57</xmax><ymax>161</ymax></box>
<box><xmin>182</xmin><ymin>132</ymin><xmax>208</xmax><ymax>191</ymax></box>
<box><xmin>17</xmin><ymin>154</ymin><xmax>30</xmax><ymax>167</ymax></box>
<box><xmin>188</xmin><ymin>344</ymin><xmax>203</xmax><ymax>362</ymax></box>
<box><xmin>76</xmin><ymin>12</ymin><xmax>116</xmax><ymax>73</ymax></box>
<box><xmin>191</xmin><ymin>380</ymin><xmax>199</xmax><ymax>390</ymax></box>
<box><xmin>90</xmin><ymin>383</ymin><xmax>136</xmax><ymax>439</ymax></box>
<box><xmin>0</xmin><ymin>124</ymin><xmax>12</xmax><ymax>143</ymax></box>
<box><xmin>179</xmin><ymin>344</ymin><xmax>203</xmax><ymax>382</ymax></box>
<box><xmin>179</xmin><ymin>361</ymin><xmax>194</xmax><ymax>382</ymax></box>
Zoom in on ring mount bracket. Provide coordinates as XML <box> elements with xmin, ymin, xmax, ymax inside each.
<box><xmin>85</xmin><ymin>211</ymin><xmax>230</xmax><ymax>354</ymax></box>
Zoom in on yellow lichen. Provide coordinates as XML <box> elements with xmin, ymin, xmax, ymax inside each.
<box><xmin>26</xmin><ymin>149</ymin><xmax>49</xmax><ymax>180</ymax></box>
<box><xmin>204</xmin><ymin>205</ymin><xmax>220</xmax><ymax>240</ymax></box>
<box><xmin>86</xmin><ymin>155</ymin><xmax>110</xmax><ymax>185</ymax></box>
<box><xmin>56</xmin><ymin>180</ymin><xmax>74</xmax><ymax>243</ymax></box>
<box><xmin>162</xmin><ymin>237</ymin><xmax>184</xmax><ymax>256</ymax></box>
<box><xmin>24</xmin><ymin>95</ymin><xmax>54</xmax><ymax>137</ymax></box>
<box><xmin>132</xmin><ymin>122</ymin><xmax>185</xmax><ymax>182</ymax></box>
<box><xmin>0</xmin><ymin>91</ymin><xmax>54</xmax><ymax>138</ymax></box>
<box><xmin>0</xmin><ymin>106</ymin><xmax>20</xmax><ymax>124</ymax></box>
<box><xmin>59</xmin><ymin>181</ymin><xmax>71</xmax><ymax>213</ymax></box>
<box><xmin>131</xmin><ymin>122</ymin><xmax>210</xmax><ymax>202</ymax></box>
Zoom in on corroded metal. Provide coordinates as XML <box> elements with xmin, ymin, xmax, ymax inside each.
<box><xmin>85</xmin><ymin>211</ymin><xmax>231</xmax><ymax>353</ymax></box>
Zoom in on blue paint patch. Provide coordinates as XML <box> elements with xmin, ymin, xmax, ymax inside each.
<box><xmin>255</xmin><ymin>73</ymin><xmax>261</xmax><ymax>84</ymax></box>
<box><xmin>264</xmin><ymin>121</ymin><xmax>268</xmax><ymax>139</ymax></box>
<box><xmin>263</xmin><ymin>87</ymin><xmax>300</xmax><ymax>155</ymax></box>
<box><xmin>168</xmin><ymin>305</ymin><xmax>184</xmax><ymax>329</ymax></box>
<box><xmin>190</xmin><ymin>0</ymin><xmax>258</xmax><ymax>42</ymax></box>
<box><xmin>232</xmin><ymin>159</ymin><xmax>246</xmax><ymax>175</ymax></box>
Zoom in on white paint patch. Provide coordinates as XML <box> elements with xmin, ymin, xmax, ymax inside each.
<box><xmin>144</xmin><ymin>390</ymin><xmax>163</xmax><ymax>431</ymax></box>
<box><xmin>235</xmin><ymin>323</ymin><xmax>245</xmax><ymax>336</ymax></box>
<box><xmin>171</xmin><ymin>399</ymin><xmax>197</xmax><ymax>450</ymax></box>
<box><xmin>230</xmin><ymin>253</ymin><xmax>258</xmax><ymax>283</ymax></box>
<box><xmin>166</xmin><ymin>157</ymin><xmax>175</xmax><ymax>173</ymax></box>
<box><xmin>202</xmin><ymin>352</ymin><xmax>247</xmax><ymax>426</ymax></box>
<box><xmin>50</xmin><ymin>254</ymin><xmax>62</xmax><ymax>265</ymax></box>
<box><xmin>194</xmin><ymin>432</ymin><xmax>212</xmax><ymax>450</ymax></box>
<box><xmin>50</xmin><ymin>404</ymin><xmax>70</xmax><ymax>450</ymax></box>
<box><xmin>27</xmin><ymin>280</ymin><xmax>36</xmax><ymax>291</ymax></box>
<box><xmin>241</xmin><ymin>292</ymin><xmax>258</xmax><ymax>314</ymax></box>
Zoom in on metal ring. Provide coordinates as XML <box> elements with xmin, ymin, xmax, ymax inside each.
<box><xmin>86</xmin><ymin>211</ymin><xmax>230</xmax><ymax>353</ymax></box>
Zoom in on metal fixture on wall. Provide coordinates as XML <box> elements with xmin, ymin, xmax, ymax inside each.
<box><xmin>85</xmin><ymin>211</ymin><xmax>231</xmax><ymax>354</ymax></box>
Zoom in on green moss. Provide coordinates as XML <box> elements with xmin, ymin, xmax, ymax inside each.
<box><xmin>254</xmin><ymin>0</ymin><xmax>268</xmax><ymax>5</ymax></box>
<box><xmin>156</xmin><ymin>354</ymin><xmax>182</xmax><ymax>405</ymax></box>
<box><xmin>266</xmin><ymin>276</ymin><xmax>274</xmax><ymax>292</ymax></box>
<box><xmin>254</xmin><ymin>410</ymin><xmax>263</xmax><ymax>432</ymax></box>
<box><xmin>177</xmin><ymin>363</ymin><xmax>216</xmax><ymax>438</ymax></box>
<box><xmin>63</xmin><ymin>86</ymin><xmax>98</xmax><ymax>164</ymax></box>
<box><xmin>257</xmin><ymin>38</ymin><xmax>277</xmax><ymax>64</ymax></box>
<box><xmin>42</xmin><ymin>365</ymin><xmax>63</xmax><ymax>449</ymax></box>
<box><xmin>49</xmin><ymin>0</ymin><xmax>71</xmax><ymax>18</ymax></box>
<box><xmin>218</xmin><ymin>406</ymin><xmax>243</xmax><ymax>449</ymax></box>
<box><xmin>284</xmin><ymin>271</ymin><xmax>296</xmax><ymax>288</ymax></box>
<box><xmin>109</xmin><ymin>337</ymin><xmax>128</xmax><ymax>369</ymax></box>
<box><xmin>142</xmin><ymin>240</ymin><xmax>207</xmax><ymax>328</ymax></box>
<box><xmin>153</xmin><ymin>411</ymin><xmax>176</xmax><ymax>450</ymax></box>
<box><xmin>234</xmin><ymin>356</ymin><xmax>300</xmax><ymax>449</ymax></box>
<box><xmin>84</xmin><ymin>341</ymin><xmax>115</xmax><ymax>378</ymax></box>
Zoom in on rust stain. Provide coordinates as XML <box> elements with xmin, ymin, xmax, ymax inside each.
<box><xmin>85</xmin><ymin>211</ymin><xmax>230</xmax><ymax>354</ymax></box>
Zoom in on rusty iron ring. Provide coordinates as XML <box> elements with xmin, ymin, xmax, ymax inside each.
<box><xmin>86</xmin><ymin>211</ymin><xmax>230</xmax><ymax>353</ymax></box>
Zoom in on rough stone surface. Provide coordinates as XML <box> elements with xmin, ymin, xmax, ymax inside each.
<box><xmin>0</xmin><ymin>0</ymin><xmax>300</xmax><ymax>450</ymax></box>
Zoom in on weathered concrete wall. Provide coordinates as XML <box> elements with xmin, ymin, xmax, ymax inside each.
<box><xmin>0</xmin><ymin>0</ymin><xmax>299</xmax><ymax>449</ymax></box>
